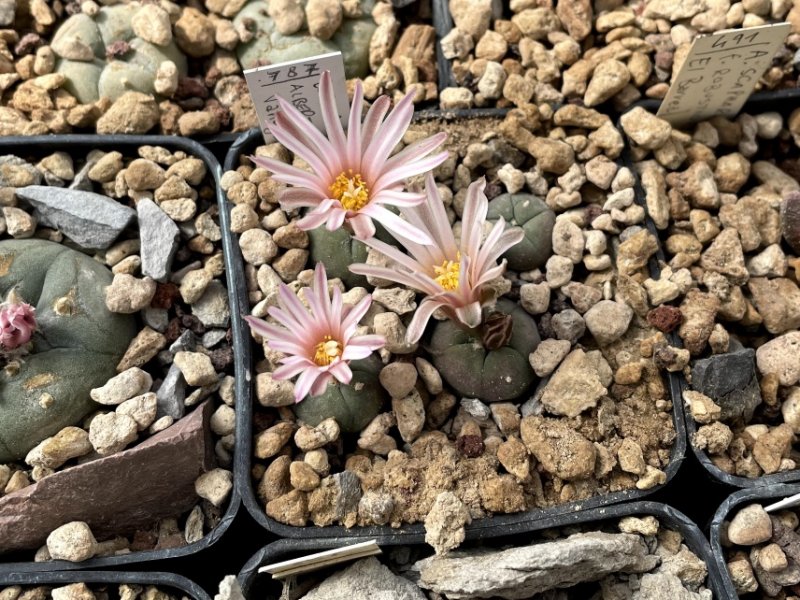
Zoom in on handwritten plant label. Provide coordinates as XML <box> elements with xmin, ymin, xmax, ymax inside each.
<box><xmin>243</xmin><ymin>51</ymin><xmax>349</xmax><ymax>145</ymax></box>
<box><xmin>657</xmin><ymin>23</ymin><xmax>790</xmax><ymax>126</ymax></box>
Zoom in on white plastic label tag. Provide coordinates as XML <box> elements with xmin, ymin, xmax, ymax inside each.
<box><xmin>765</xmin><ymin>492</ymin><xmax>800</xmax><ymax>513</ymax></box>
<box><xmin>258</xmin><ymin>540</ymin><xmax>382</xmax><ymax>579</ymax></box>
<box><xmin>243</xmin><ymin>51</ymin><xmax>349</xmax><ymax>145</ymax></box>
<box><xmin>657</xmin><ymin>23</ymin><xmax>791</xmax><ymax>126</ymax></box>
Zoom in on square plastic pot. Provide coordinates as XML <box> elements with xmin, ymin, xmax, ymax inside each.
<box><xmin>624</xmin><ymin>89</ymin><xmax>800</xmax><ymax>491</ymax></box>
<box><xmin>0</xmin><ymin>570</ymin><xmax>210</xmax><ymax>600</ymax></box>
<box><xmin>0</xmin><ymin>134</ymin><xmax>241</xmax><ymax>571</ymax></box>
<box><xmin>226</xmin><ymin>111</ymin><xmax>688</xmax><ymax>540</ymax></box>
<box><xmin>710</xmin><ymin>483</ymin><xmax>800</xmax><ymax>598</ymax></box>
<box><xmin>237</xmin><ymin>500</ymin><xmax>725</xmax><ymax>599</ymax></box>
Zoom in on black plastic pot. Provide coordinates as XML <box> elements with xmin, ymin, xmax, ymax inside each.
<box><xmin>238</xmin><ymin>500</ymin><xmax>725</xmax><ymax>599</ymax></box>
<box><xmin>710</xmin><ymin>483</ymin><xmax>800</xmax><ymax>598</ymax></box>
<box><xmin>0</xmin><ymin>570</ymin><xmax>210</xmax><ymax>600</ymax></box>
<box><xmin>0</xmin><ymin>134</ymin><xmax>241</xmax><ymax>571</ymax></box>
<box><xmin>624</xmin><ymin>90</ymin><xmax>800</xmax><ymax>491</ymax></box>
<box><xmin>226</xmin><ymin>112</ymin><xmax>687</xmax><ymax>540</ymax></box>
<box><xmin>431</xmin><ymin>0</ymin><xmax>456</xmax><ymax>90</ymax></box>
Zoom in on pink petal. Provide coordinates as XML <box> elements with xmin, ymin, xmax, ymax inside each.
<box><xmin>361</xmin><ymin>95</ymin><xmax>390</xmax><ymax>151</ymax></box>
<box><xmin>244</xmin><ymin>315</ymin><xmax>273</xmax><ymax>338</ymax></box>
<box><xmin>309</xmin><ymin>371</ymin><xmax>335</xmax><ymax>397</ymax></box>
<box><xmin>455</xmin><ymin>302</ymin><xmax>482</xmax><ymax>328</ymax></box>
<box><xmin>362</xmin><ymin>92</ymin><xmax>414</xmax><ymax>181</ymax></box>
<box><xmin>347</xmin><ymin>80</ymin><xmax>364</xmax><ymax>168</ymax></box>
<box><xmin>405</xmin><ymin>299</ymin><xmax>442</xmax><ymax>343</ymax></box>
<box><xmin>348</xmin><ymin>334</ymin><xmax>386</xmax><ymax>349</ymax></box>
<box><xmin>383</xmin><ymin>132</ymin><xmax>447</xmax><ymax>174</ymax></box>
<box><xmin>400</xmin><ymin>172</ymin><xmax>458</xmax><ymax>259</ymax></box>
<box><xmin>362</xmin><ymin>204</ymin><xmax>432</xmax><ymax>245</ymax></box>
<box><xmin>325</xmin><ymin>207</ymin><xmax>347</xmax><ymax>230</ymax></box>
<box><xmin>272</xmin><ymin>112</ymin><xmax>335</xmax><ymax>182</ymax></box>
<box><xmin>348</xmin><ymin>212</ymin><xmax>376</xmax><ymax>239</ymax></box>
<box><xmin>250</xmin><ymin>156</ymin><xmax>327</xmax><ymax>196</ymax></box>
<box><xmin>359</xmin><ymin>237</ymin><xmax>425</xmax><ymax>273</ymax></box>
<box><xmin>330</xmin><ymin>286</ymin><xmax>344</xmax><ymax>332</ymax></box>
<box><xmin>349</xmin><ymin>264</ymin><xmax>437</xmax><ymax>294</ymax></box>
<box><xmin>280</xmin><ymin>188</ymin><xmax>325</xmax><ymax>210</ymax></box>
<box><xmin>312</xmin><ymin>261</ymin><xmax>334</xmax><ymax>330</ymax></box>
<box><xmin>340</xmin><ymin>295</ymin><xmax>372</xmax><ymax>333</ymax></box>
<box><xmin>273</xmin><ymin>96</ymin><xmax>337</xmax><ymax>161</ymax></box>
<box><xmin>273</xmin><ymin>356</ymin><xmax>315</xmax><ymax>380</ymax></box>
<box><xmin>319</xmin><ymin>71</ymin><xmax>348</xmax><ymax>159</ymax></box>
<box><xmin>460</xmin><ymin>177</ymin><xmax>488</xmax><ymax>257</ymax></box>
<box><xmin>474</xmin><ymin>222</ymin><xmax>524</xmax><ymax>277</ymax></box>
<box><xmin>371</xmin><ymin>189</ymin><xmax>425</xmax><ymax>208</ymax></box>
<box><xmin>295</xmin><ymin>368</ymin><xmax>324</xmax><ymax>402</ymax></box>
<box><xmin>328</xmin><ymin>360</ymin><xmax>353</xmax><ymax>385</ymax></box>
<box><xmin>279</xmin><ymin>285</ymin><xmax>312</xmax><ymax>326</ymax></box>
<box><xmin>474</xmin><ymin>263</ymin><xmax>505</xmax><ymax>288</ymax></box>
<box><xmin>373</xmin><ymin>151</ymin><xmax>450</xmax><ymax>192</ymax></box>
<box><xmin>298</xmin><ymin>208</ymin><xmax>335</xmax><ymax>231</ymax></box>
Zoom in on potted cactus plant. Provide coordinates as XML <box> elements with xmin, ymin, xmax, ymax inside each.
<box><xmin>230</xmin><ymin>67</ymin><xmax>684</xmax><ymax>542</ymax></box>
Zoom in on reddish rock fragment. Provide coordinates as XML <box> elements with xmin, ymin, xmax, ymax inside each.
<box><xmin>647</xmin><ymin>305</ymin><xmax>682</xmax><ymax>333</ymax></box>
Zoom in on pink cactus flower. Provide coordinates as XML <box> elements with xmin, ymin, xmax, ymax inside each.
<box><xmin>251</xmin><ymin>71</ymin><xmax>448</xmax><ymax>244</ymax></box>
<box><xmin>244</xmin><ymin>262</ymin><xmax>385</xmax><ymax>402</ymax></box>
<box><xmin>350</xmin><ymin>174</ymin><xmax>524</xmax><ymax>343</ymax></box>
<box><xmin>0</xmin><ymin>301</ymin><xmax>36</xmax><ymax>351</ymax></box>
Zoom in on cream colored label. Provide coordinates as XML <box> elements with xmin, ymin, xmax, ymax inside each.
<box><xmin>244</xmin><ymin>51</ymin><xmax>349</xmax><ymax>144</ymax></box>
<box><xmin>657</xmin><ymin>23</ymin><xmax>791</xmax><ymax>126</ymax></box>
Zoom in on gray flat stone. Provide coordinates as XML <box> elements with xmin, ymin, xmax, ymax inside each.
<box><xmin>202</xmin><ymin>329</ymin><xmax>227</xmax><ymax>348</ymax></box>
<box><xmin>300</xmin><ymin>557</ymin><xmax>425</xmax><ymax>600</ymax></box>
<box><xmin>156</xmin><ymin>362</ymin><xmax>186</xmax><ymax>420</ymax></box>
<box><xmin>192</xmin><ymin>280</ymin><xmax>230</xmax><ymax>327</ymax></box>
<box><xmin>16</xmin><ymin>185</ymin><xmax>135</xmax><ymax>249</ymax></box>
<box><xmin>137</xmin><ymin>198</ymin><xmax>179</xmax><ymax>282</ymax></box>
<box><xmin>417</xmin><ymin>531</ymin><xmax>659</xmax><ymax>599</ymax></box>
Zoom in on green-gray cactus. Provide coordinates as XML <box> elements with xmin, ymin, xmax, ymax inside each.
<box><xmin>53</xmin><ymin>8</ymin><xmax>188</xmax><ymax>104</ymax></box>
<box><xmin>308</xmin><ymin>227</ymin><xmax>369</xmax><ymax>288</ymax></box>
<box><xmin>487</xmin><ymin>193</ymin><xmax>555</xmax><ymax>271</ymax></box>
<box><xmin>293</xmin><ymin>355</ymin><xmax>385</xmax><ymax>433</ymax></box>
<box><xmin>430</xmin><ymin>299</ymin><xmax>540</xmax><ymax>403</ymax></box>
<box><xmin>0</xmin><ymin>240</ymin><xmax>137</xmax><ymax>461</ymax></box>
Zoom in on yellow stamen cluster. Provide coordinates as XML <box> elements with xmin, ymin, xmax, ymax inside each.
<box><xmin>313</xmin><ymin>335</ymin><xmax>343</xmax><ymax>366</ymax></box>
<box><xmin>330</xmin><ymin>171</ymin><xmax>370</xmax><ymax>212</ymax></box>
<box><xmin>434</xmin><ymin>256</ymin><xmax>461</xmax><ymax>291</ymax></box>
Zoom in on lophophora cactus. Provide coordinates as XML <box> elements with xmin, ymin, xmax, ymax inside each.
<box><xmin>0</xmin><ymin>240</ymin><xmax>137</xmax><ymax>462</ymax></box>
<box><xmin>429</xmin><ymin>299</ymin><xmax>541</xmax><ymax>403</ymax></box>
<box><xmin>52</xmin><ymin>6</ymin><xmax>188</xmax><ymax>104</ymax></box>
<box><xmin>487</xmin><ymin>193</ymin><xmax>556</xmax><ymax>271</ymax></box>
<box><xmin>293</xmin><ymin>355</ymin><xmax>386</xmax><ymax>433</ymax></box>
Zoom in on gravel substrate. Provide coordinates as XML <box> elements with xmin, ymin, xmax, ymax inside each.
<box><xmin>721</xmin><ymin>501</ymin><xmax>800</xmax><ymax>596</ymax></box>
<box><xmin>229</xmin><ymin>101</ymin><xmax>681</xmax><ymax>541</ymax></box>
<box><xmin>439</xmin><ymin>0</ymin><xmax>800</xmax><ymax>110</ymax></box>
<box><xmin>0</xmin><ymin>0</ymin><xmax>435</xmax><ymax>136</ymax></box>
<box><xmin>620</xmin><ymin>104</ymin><xmax>800</xmax><ymax>483</ymax></box>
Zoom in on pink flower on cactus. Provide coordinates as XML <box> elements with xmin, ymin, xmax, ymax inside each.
<box><xmin>251</xmin><ymin>70</ymin><xmax>448</xmax><ymax>243</ymax></box>
<box><xmin>0</xmin><ymin>301</ymin><xmax>36</xmax><ymax>351</ymax></box>
<box><xmin>350</xmin><ymin>174</ymin><xmax>524</xmax><ymax>343</ymax></box>
<box><xmin>244</xmin><ymin>262</ymin><xmax>385</xmax><ymax>402</ymax></box>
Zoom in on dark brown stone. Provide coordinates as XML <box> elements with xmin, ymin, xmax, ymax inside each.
<box><xmin>782</xmin><ymin>191</ymin><xmax>800</xmax><ymax>254</ymax></box>
<box><xmin>152</xmin><ymin>282</ymin><xmax>180</xmax><ymax>309</ymax></box>
<box><xmin>456</xmin><ymin>435</ymin><xmax>484</xmax><ymax>458</ymax></box>
<box><xmin>647</xmin><ymin>305</ymin><xmax>683</xmax><ymax>332</ymax></box>
<box><xmin>0</xmin><ymin>401</ymin><xmax>213</xmax><ymax>554</ymax></box>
